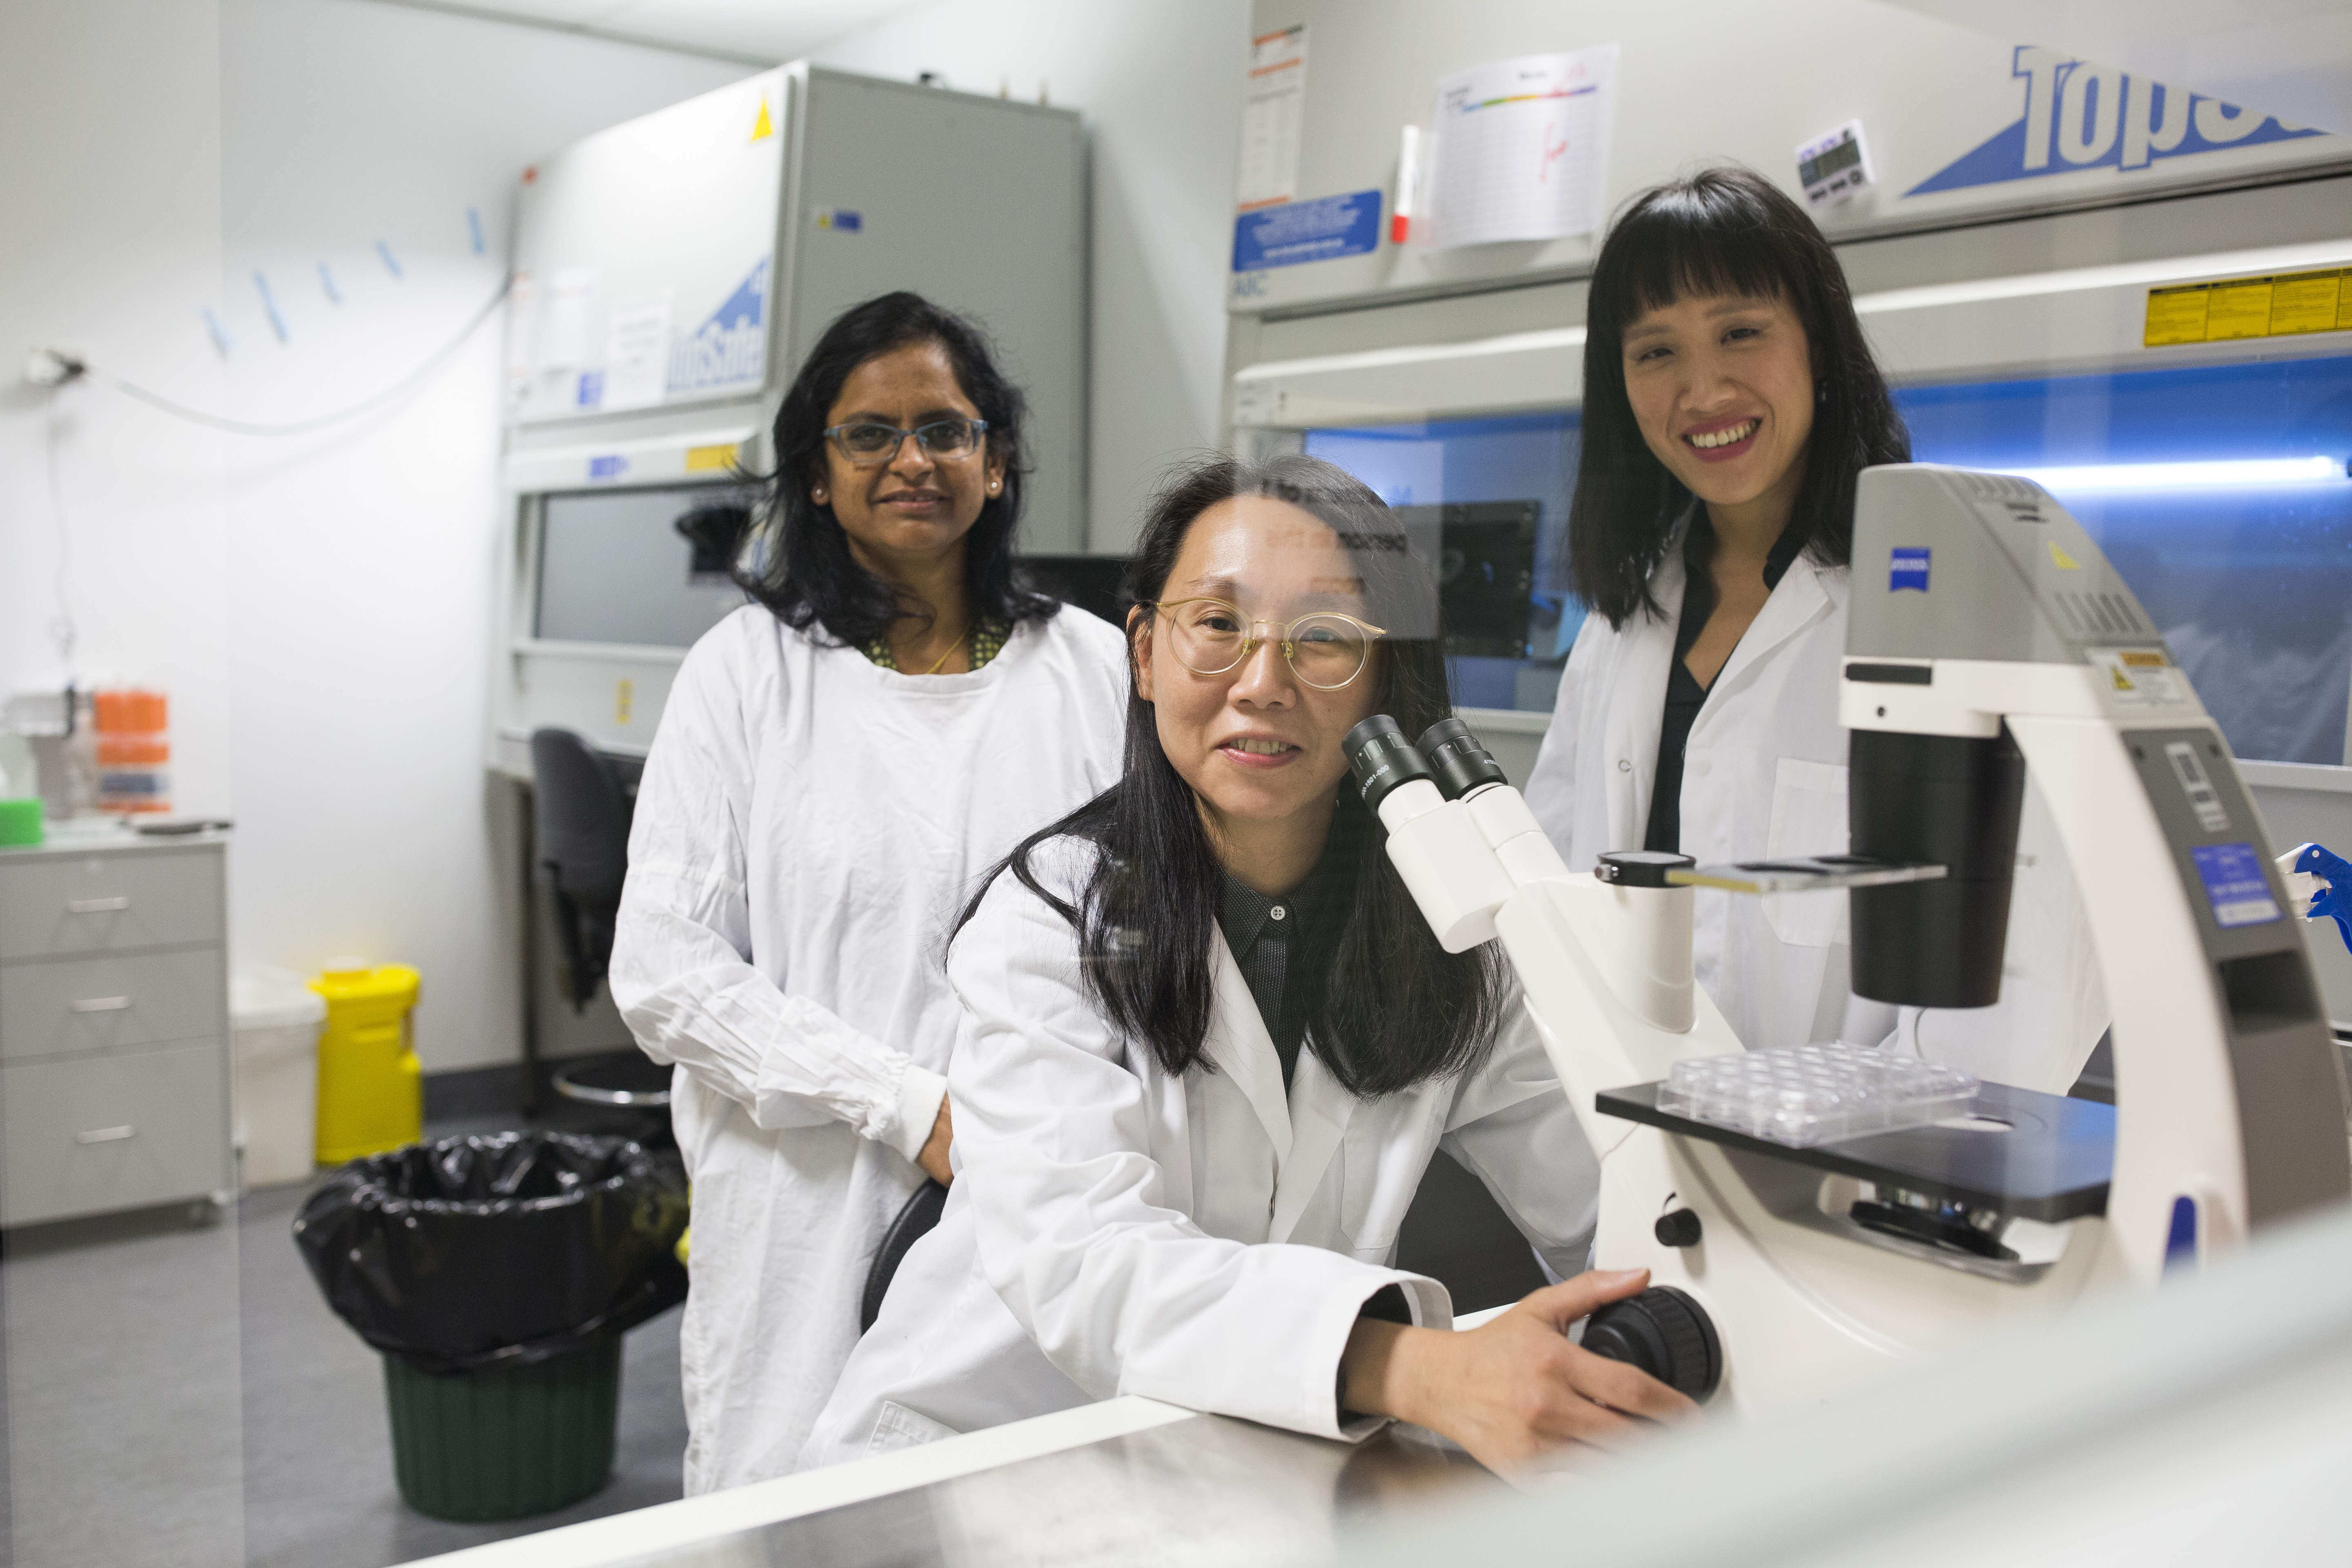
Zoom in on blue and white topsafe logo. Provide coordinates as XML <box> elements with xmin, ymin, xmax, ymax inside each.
<box><xmin>1909</xmin><ymin>46</ymin><xmax>2325</xmax><ymax>196</ymax></box>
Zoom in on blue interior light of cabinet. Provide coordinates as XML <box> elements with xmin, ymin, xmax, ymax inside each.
<box><xmin>1299</xmin><ymin>356</ymin><xmax>2352</xmax><ymax>756</ymax></box>
<box><xmin>1899</xmin><ymin>355</ymin><xmax>2352</xmax><ymax>766</ymax></box>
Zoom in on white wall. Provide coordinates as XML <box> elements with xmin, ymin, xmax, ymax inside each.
<box><xmin>0</xmin><ymin>0</ymin><xmax>743</xmax><ymax>1072</ymax></box>
<box><xmin>811</xmin><ymin>0</ymin><xmax>1251</xmax><ymax>550</ymax></box>
<box><xmin>0</xmin><ymin>0</ymin><xmax>232</xmax><ymax>816</ymax></box>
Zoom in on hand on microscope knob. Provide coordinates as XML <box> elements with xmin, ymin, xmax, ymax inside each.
<box><xmin>1339</xmin><ymin>1267</ymin><xmax>1697</xmax><ymax>1476</ymax></box>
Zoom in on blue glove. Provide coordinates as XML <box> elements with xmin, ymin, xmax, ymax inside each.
<box><xmin>2285</xmin><ymin>842</ymin><xmax>2352</xmax><ymax>954</ymax></box>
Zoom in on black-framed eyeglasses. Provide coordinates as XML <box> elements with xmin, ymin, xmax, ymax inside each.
<box><xmin>822</xmin><ymin>418</ymin><xmax>989</xmax><ymax>466</ymax></box>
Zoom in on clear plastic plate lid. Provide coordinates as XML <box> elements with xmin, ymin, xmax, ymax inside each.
<box><xmin>1658</xmin><ymin>1043</ymin><xmax>1980</xmax><ymax>1148</ymax></box>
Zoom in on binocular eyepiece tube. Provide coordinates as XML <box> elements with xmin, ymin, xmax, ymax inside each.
<box><xmin>1344</xmin><ymin>715</ymin><xmax>1509</xmax><ymax>817</ymax></box>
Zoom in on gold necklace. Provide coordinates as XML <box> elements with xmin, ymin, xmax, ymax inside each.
<box><xmin>920</xmin><ymin>624</ymin><xmax>970</xmax><ymax>676</ymax></box>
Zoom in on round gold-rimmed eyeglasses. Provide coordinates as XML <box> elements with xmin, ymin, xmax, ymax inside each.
<box><xmin>1148</xmin><ymin>597</ymin><xmax>1385</xmax><ymax>690</ymax></box>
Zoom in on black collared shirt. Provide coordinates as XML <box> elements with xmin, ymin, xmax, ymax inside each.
<box><xmin>1215</xmin><ymin>859</ymin><xmax>1334</xmax><ymax>1090</ymax></box>
<box><xmin>1644</xmin><ymin>511</ymin><xmax>1807</xmax><ymax>854</ymax></box>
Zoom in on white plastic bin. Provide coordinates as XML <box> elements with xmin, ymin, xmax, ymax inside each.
<box><xmin>232</xmin><ymin>971</ymin><xmax>328</xmax><ymax>1188</ymax></box>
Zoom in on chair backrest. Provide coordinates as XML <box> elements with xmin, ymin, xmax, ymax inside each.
<box><xmin>530</xmin><ymin>728</ymin><xmax>635</xmax><ymax>1010</ymax></box>
<box><xmin>860</xmin><ymin>1179</ymin><xmax>948</xmax><ymax>1333</ymax></box>
<box><xmin>530</xmin><ymin>728</ymin><xmax>633</xmax><ymax>906</ymax></box>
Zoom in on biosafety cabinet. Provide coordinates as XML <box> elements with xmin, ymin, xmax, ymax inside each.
<box><xmin>491</xmin><ymin>65</ymin><xmax>1085</xmax><ymax>771</ymax></box>
<box><xmin>1222</xmin><ymin>0</ymin><xmax>2352</xmax><ymax>1018</ymax></box>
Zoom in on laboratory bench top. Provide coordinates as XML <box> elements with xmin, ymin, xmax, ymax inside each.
<box><xmin>399</xmin><ymin>1377</ymin><xmax>1505</xmax><ymax>1568</ymax></box>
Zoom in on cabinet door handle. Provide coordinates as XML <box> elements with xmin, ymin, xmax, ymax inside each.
<box><xmin>67</xmin><ymin>897</ymin><xmax>129</xmax><ymax>914</ymax></box>
<box><xmin>74</xmin><ymin>1126</ymin><xmax>135</xmax><ymax>1145</ymax></box>
<box><xmin>71</xmin><ymin>996</ymin><xmax>131</xmax><ymax>1013</ymax></box>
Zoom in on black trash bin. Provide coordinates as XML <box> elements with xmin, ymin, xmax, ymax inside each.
<box><xmin>294</xmin><ymin>1131</ymin><xmax>688</xmax><ymax>1521</ymax></box>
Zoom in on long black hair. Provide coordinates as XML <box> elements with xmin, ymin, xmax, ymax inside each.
<box><xmin>1568</xmin><ymin>166</ymin><xmax>1910</xmax><ymax>627</ymax></box>
<box><xmin>739</xmin><ymin>291</ymin><xmax>1058</xmax><ymax>644</ymax></box>
<box><xmin>958</xmin><ymin>453</ymin><xmax>1508</xmax><ymax>1097</ymax></box>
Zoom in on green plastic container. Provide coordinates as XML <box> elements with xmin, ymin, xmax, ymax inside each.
<box><xmin>0</xmin><ymin>799</ymin><xmax>42</xmax><ymax>847</ymax></box>
<box><xmin>383</xmin><ymin>1336</ymin><xmax>621</xmax><ymax>1521</ymax></box>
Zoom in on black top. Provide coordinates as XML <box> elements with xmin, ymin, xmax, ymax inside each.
<box><xmin>1215</xmin><ymin>857</ymin><xmax>1336</xmax><ymax>1089</ymax></box>
<box><xmin>1644</xmin><ymin>513</ymin><xmax>1808</xmax><ymax>855</ymax></box>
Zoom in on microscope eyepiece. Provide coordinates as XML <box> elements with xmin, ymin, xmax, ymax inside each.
<box><xmin>1343</xmin><ymin>715</ymin><xmax>1433</xmax><ymax>815</ymax></box>
<box><xmin>1417</xmin><ymin>717</ymin><xmax>1508</xmax><ymax>800</ymax></box>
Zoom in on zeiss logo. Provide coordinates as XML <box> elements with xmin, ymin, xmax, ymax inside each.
<box><xmin>1910</xmin><ymin>46</ymin><xmax>2324</xmax><ymax>196</ymax></box>
<box><xmin>1890</xmin><ymin>548</ymin><xmax>1930</xmax><ymax>592</ymax></box>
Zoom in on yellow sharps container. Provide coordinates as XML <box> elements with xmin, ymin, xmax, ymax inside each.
<box><xmin>311</xmin><ymin>960</ymin><xmax>423</xmax><ymax>1164</ymax></box>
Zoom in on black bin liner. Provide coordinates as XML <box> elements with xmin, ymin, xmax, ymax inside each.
<box><xmin>295</xmin><ymin>1131</ymin><xmax>688</xmax><ymax>1374</ymax></box>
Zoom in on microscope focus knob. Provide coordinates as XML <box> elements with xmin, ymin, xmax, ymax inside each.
<box><xmin>1654</xmin><ymin>1207</ymin><xmax>1703</xmax><ymax>1248</ymax></box>
<box><xmin>1582</xmin><ymin>1285</ymin><xmax>1722</xmax><ymax>1403</ymax></box>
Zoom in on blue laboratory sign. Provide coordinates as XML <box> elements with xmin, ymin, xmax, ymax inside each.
<box><xmin>1910</xmin><ymin>46</ymin><xmax>2325</xmax><ymax>197</ymax></box>
<box><xmin>1889</xmin><ymin>548</ymin><xmax>1930</xmax><ymax>592</ymax></box>
<box><xmin>1233</xmin><ymin>189</ymin><xmax>1382</xmax><ymax>272</ymax></box>
<box><xmin>2190</xmin><ymin>842</ymin><xmax>2283</xmax><ymax>929</ymax></box>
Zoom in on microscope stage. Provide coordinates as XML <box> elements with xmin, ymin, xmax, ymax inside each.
<box><xmin>1596</xmin><ymin>1080</ymin><xmax>2114</xmax><ymax>1222</ymax></box>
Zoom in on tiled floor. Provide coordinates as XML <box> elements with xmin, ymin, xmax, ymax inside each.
<box><xmin>0</xmin><ymin>1092</ymin><xmax>1540</xmax><ymax>1568</ymax></box>
<box><xmin>0</xmin><ymin>1111</ymin><xmax>686</xmax><ymax>1568</ymax></box>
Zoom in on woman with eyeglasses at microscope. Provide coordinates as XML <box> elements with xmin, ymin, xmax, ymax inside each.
<box><xmin>608</xmin><ymin>292</ymin><xmax>1129</xmax><ymax>1494</ymax></box>
<box><xmin>1520</xmin><ymin>167</ymin><xmax>2107</xmax><ymax>1087</ymax></box>
<box><xmin>800</xmin><ymin>453</ymin><xmax>1698</xmax><ymax>1478</ymax></box>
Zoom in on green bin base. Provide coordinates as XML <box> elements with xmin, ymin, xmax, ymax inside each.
<box><xmin>383</xmin><ymin>1336</ymin><xmax>621</xmax><ymax>1521</ymax></box>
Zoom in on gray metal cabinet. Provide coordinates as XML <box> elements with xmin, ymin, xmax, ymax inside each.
<box><xmin>0</xmin><ymin>835</ymin><xmax>234</xmax><ymax>1227</ymax></box>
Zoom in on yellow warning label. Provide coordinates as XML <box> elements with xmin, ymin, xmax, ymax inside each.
<box><xmin>751</xmin><ymin>99</ymin><xmax>774</xmax><ymax>141</ymax></box>
<box><xmin>2207</xmin><ymin>280</ymin><xmax>2274</xmax><ymax>340</ymax></box>
<box><xmin>684</xmin><ymin>443</ymin><xmax>738</xmax><ymax>472</ymax></box>
<box><xmin>2109</xmin><ymin>666</ymin><xmax>2135</xmax><ymax>691</ymax></box>
<box><xmin>2118</xmin><ymin>650</ymin><xmax>2169</xmax><ymax>669</ymax></box>
<box><xmin>2047</xmin><ymin>541</ymin><xmax>2080</xmax><ymax>570</ymax></box>
<box><xmin>616</xmin><ymin>679</ymin><xmax>634</xmax><ymax>725</ymax></box>
<box><xmin>2145</xmin><ymin>267</ymin><xmax>2348</xmax><ymax>348</ymax></box>
<box><xmin>2271</xmin><ymin>271</ymin><xmax>2341</xmax><ymax>335</ymax></box>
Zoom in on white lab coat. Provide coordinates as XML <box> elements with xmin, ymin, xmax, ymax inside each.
<box><xmin>610</xmin><ymin>604</ymin><xmax>1128</xmax><ymax>1494</ymax></box>
<box><xmin>799</xmin><ymin>838</ymin><xmax>1601</xmax><ymax>1467</ymax></box>
<box><xmin>1523</xmin><ymin>543</ymin><xmax>2107</xmax><ymax>1090</ymax></box>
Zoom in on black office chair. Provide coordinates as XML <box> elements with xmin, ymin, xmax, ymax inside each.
<box><xmin>860</xmin><ymin>1179</ymin><xmax>948</xmax><ymax>1332</ymax></box>
<box><xmin>529</xmin><ymin>728</ymin><xmax>635</xmax><ymax>1011</ymax></box>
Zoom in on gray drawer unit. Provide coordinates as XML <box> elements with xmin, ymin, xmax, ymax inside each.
<box><xmin>0</xmin><ymin>834</ymin><xmax>233</xmax><ymax>1226</ymax></box>
<box><xmin>0</xmin><ymin>1041</ymin><xmax>231</xmax><ymax>1227</ymax></box>
<box><xmin>0</xmin><ymin>846</ymin><xmax>222</xmax><ymax>960</ymax></box>
<box><xmin>0</xmin><ymin>948</ymin><xmax>227</xmax><ymax>1062</ymax></box>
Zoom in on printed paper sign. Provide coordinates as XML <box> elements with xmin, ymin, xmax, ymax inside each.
<box><xmin>1233</xmin><ymin>189</ymin><xmax>1381</xmax><ymax>271</ymax></box>
<box><xmin>1427</xmin><ymin>47</ymin><xmax>1617</xmax><ymax>250</ymax></box>
<box><xmin>1236</xmin><ymin>25</ymin><xmax>1307</xmax><ymax>211</ymax></box>
<box><xmin>2190</xmin><ymin>842</ymin><xmax>2281</xmax><ymax>929</ymax></box>
<box><xmin>601</xmin><ymin>293</ymin><xmax>674</xmax><ymax>412</ymax></box>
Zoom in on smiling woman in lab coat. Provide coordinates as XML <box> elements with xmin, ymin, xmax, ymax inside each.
<box><xmin>610</xmin><ymin>292</ymin><xmax>1128</xmax><ymax>1493</ymax></box>
<box><xmin>802</xmin><ymin>454</ymin><xmax>1694</xmax><ymax>1476</ymax></box>
<box><xmin>1523</xmin><ymin>167</ymin><xmax>2105</xmax><ymax>1087</ymax></box>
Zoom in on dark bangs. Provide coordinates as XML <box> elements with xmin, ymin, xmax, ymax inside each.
<box><xmin>1567</xmin><ymin>166</ymin><xmax>1911</xmax><ymax>626</ymax></box>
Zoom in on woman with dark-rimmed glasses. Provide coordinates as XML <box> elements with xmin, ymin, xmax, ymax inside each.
<box><xmin>802</xmin><ymin>452</ymin><xmax>1695</xmax><ymax>1477</ymax></box>
<box><xmin>610</xmin><ymin>292</ymin><xmax>1127</xmax><ymax>1492</ymax></box>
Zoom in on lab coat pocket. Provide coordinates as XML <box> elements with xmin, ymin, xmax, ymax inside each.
<box><xmin>867</xmin><ymin>1399</ymin><xmax>960</xmax><ymax>1455</ymax></box>
<box><xmin>1761</xmin><ymin>758</ymin><xmax>1849</xmax><ymax>949</ymax></box>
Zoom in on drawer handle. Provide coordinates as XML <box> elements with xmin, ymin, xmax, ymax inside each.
<box><xmin>74</xmin><ymin>1126</ymin><xmax>136</xmax><ymax>1145</ymax></box>
<box><xmin>67</xmin><ymin>898</ymin><xmax>130</xmax><ymax>914</ymax></box>
<box><xmin>72</xmin><ymin>996</ymin><xmax>131</xmax><ymax>1013</ymax></box>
